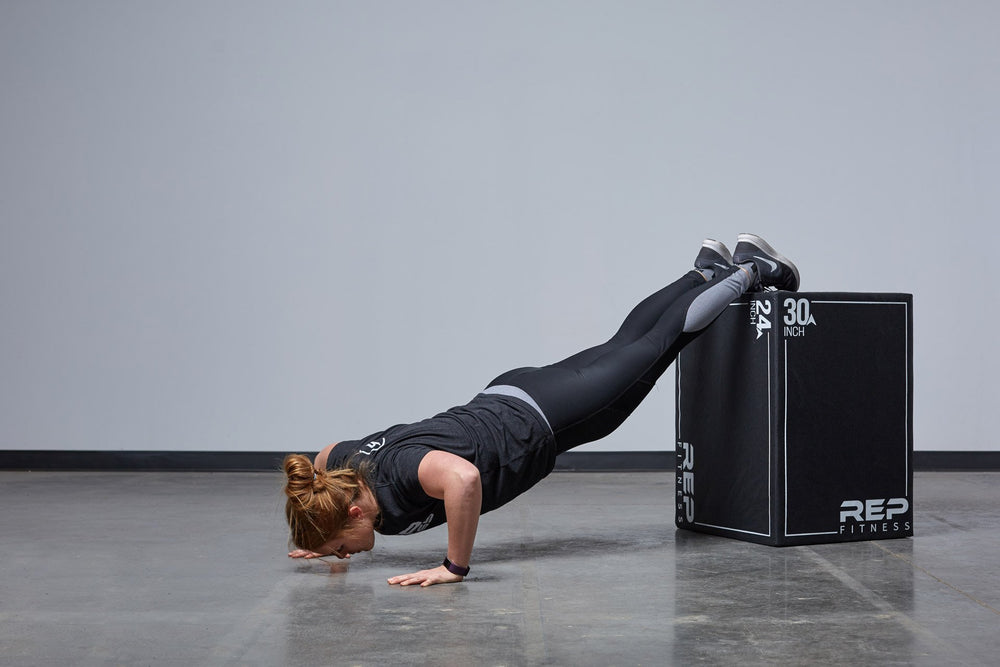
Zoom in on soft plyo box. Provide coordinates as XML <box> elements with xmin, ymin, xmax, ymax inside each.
<box><xmin>675</xmin><ymin>292</ymin><xmax>913</xmax><ymax>546</ymax></box>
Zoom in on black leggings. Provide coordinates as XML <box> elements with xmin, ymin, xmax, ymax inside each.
<box><xmin>486</xmin><ymin>266</ymin><xmax>751</xmax><ymax>452</ymax></box>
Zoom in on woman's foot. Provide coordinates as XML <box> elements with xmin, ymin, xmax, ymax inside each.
<box><xmin>694</xmin><ymin>238</ymin><xmax>734</xmax><ymax>272</ymax></box>
<box><xmin>732</xmin><ymin>234</ymin><xmax>800</xmax><ymax>291</ymax></box>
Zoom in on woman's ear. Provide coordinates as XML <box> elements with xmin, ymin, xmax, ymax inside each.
<box><xmin>348</xmin><ymin>505</ymin><xmax>364</xmax><ymax>520</ymax></box>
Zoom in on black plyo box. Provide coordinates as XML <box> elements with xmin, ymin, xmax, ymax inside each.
<box><xmin>675</xmin><ymin>292</ymin><xmax>913</xmax><ymax>546</ymax></box>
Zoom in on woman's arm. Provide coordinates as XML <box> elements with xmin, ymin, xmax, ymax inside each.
<box><xmin>387</xmin><ymin>450</ymin><xmax>482</xmax><ymax>587</ymax></box>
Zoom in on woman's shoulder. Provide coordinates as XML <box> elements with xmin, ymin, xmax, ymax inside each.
<box><xmin>313</xmin><ymin>441</ymin><xmax>346</xmax><ymax>470</ymax></box>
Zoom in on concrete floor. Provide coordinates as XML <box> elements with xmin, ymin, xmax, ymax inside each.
<box><xmin>1</xmin><ymin>471</ymin><xmax>998</xmax><ymax>666</ymax></box>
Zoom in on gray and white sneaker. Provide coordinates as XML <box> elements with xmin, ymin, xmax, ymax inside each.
<box><xmin>732</xmin><ymin>233</ymin><xmax>800</xmax><ymax>291</ymax></box>
<box><xmin>694</xmin><ymin>238</ymin><xmax>735</xmax><ymax>272</ymax></box>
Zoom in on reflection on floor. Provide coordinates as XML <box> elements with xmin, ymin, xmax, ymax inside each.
<box><xmin>2</xmin><ymin>471</ymin><xmax>998</xmax><ymax>665</ymax></box>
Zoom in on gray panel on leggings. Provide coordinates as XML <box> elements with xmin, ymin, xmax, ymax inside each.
<box><xmin>481</xmin><ymin>385</ymin><xmax>553</xmax><ymax>433</ymax></box>
<box><xmin>683</xmin><ymin>270</ymin><xmax>751</xmax><ymax>333</ymax></box>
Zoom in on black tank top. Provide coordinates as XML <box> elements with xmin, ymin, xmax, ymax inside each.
<box><xmin>327</xmin><ymin>393</ymin><xmax>556</xmax><ymax>535</ymax></box>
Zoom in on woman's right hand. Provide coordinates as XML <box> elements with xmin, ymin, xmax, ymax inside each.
<box><xmin>288</xmin><ymin>549</ymin><xmax>326</xmax><ymax>559</ymax></box>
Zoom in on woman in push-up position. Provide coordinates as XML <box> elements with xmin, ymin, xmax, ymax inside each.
<box><xmin>283</xmin><ymin>234</ymin><xmax>799</xmax><ymax>587</ymax></box>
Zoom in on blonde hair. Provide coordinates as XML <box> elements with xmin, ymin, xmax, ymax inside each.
<box><xmin>282</xmin><ymin>453</ymin><xmax>370</xmax><ymax>551</ymax></box>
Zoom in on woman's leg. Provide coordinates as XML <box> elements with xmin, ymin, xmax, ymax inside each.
<box><xmin>490</xmin><ymin>265</ymin><xmax>753</xmax><ymax>452</ymax></box>
<box><xmin>548</xmin><ymin>270</ymin><xmax>708</xmax><ymax>370</ymax></box>
<box><xmin>487</xmin><ymin>270</ymin><xmax>706</xmax><ymax>387</ymax></box>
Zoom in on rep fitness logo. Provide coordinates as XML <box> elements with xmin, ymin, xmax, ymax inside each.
<box><xmin>839</xmin><ymin>497</ymin><xmax>911</xmax><ymax>536</ymax></box>
<box><xmin>677</xmin><ymin>441</ymin><xmax>694</xmax><ymax>523</ymax></box>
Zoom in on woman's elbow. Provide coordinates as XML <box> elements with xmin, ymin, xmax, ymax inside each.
<box><xmin>453</xmin><ymin>465</ymin><xmax>481</xmax><ymax>494</ymax></box>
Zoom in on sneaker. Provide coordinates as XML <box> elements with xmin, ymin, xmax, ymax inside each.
<box><xmin>694</xmin><ymin>238</ymin><xmax>734</xmax><ymax>271</ymax></box>
<box><xmin>732</xmin><ymin>233</ymin><xmax>800</xmax><ymax>291</ymax></box>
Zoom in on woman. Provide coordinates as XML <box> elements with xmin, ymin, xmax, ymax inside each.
<box><xmin>283</xmin><ymin>234</ymin><xmax>799</xmax><ymax>586</ymax></box>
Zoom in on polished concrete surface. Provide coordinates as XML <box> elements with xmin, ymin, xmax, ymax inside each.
<box><xmin>1</xmin><ymin>470</ymin><xmax>998</xmax><ymax>666</ymax></box>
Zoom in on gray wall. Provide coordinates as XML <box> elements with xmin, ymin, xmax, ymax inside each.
<box><xmin>2</xmin><ymin>2</ymin><xmax>997</xmax><ymax>454</ymax></box>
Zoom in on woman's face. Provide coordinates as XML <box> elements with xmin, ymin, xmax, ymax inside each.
<box><xmin>320</xmin><ymin>509</ymin><xmax>376</xmax><ymax>559</ymax></box>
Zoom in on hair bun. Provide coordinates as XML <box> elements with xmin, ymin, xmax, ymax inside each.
<box><xmin>282</xmin><ymin>453</ymin><xmax>316</xmax><ymax>497</ymax></box>
<box><xmin>312</xmin><ymin>466</ymin><xmax>327</xmax><ymax>492</ymax></box>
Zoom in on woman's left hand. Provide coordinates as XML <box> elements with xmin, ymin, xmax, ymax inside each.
<box><xmin>388</xmin><ymin>565</ymin><xmax>464</xmax><ymax>587</ymax></box>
